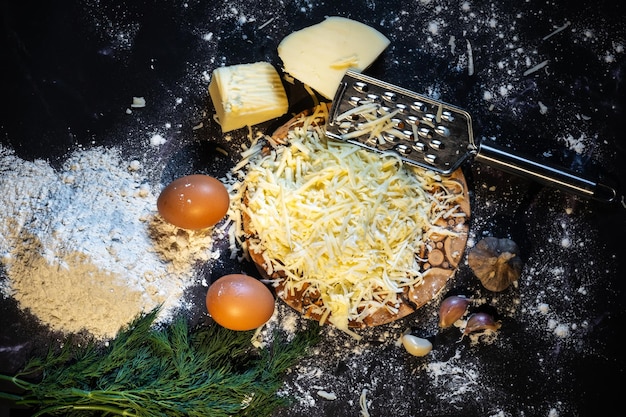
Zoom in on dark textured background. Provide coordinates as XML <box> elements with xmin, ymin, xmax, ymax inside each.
<box><xmin>1</xmin><ymin>0</ymin><xmax>625</xmax><ymax>415</ymax></box>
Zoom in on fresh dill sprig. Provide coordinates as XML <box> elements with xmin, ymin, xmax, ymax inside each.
<box><xmin>0</xmin><ymin>308</ymin><xmax>320</xmax><ymax>417</ymax></box>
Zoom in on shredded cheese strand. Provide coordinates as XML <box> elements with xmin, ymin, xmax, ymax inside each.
<box><xmin>359</xmin><ymin>388</ymin><xmax>370</xmax><ymax>417</ymax></box>
<box><xmin>239</xmin><ymin>104</ymin><xmax>465</xmax><ymax>334</ymax></box>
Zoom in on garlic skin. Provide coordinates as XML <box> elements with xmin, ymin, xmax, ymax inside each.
<box><xmin>438</xmin><ymin>295</ymin><xmax>470</xmax><ymax>328</ymax></box>
<box><xmin>401</xmin><ymin>334</ymin><xmax>433</xmax><ymax>357</ymax></box>
<box><xmin>468</xmin><ymin>237</ymin><xmax>523</xmax><ymax>292</ymax></box>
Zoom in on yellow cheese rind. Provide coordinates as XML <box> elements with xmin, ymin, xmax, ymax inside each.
<box><xmin>277</xmin><ymin>17</ymin><xmax>391</xmax><ymax>99</ymax></box>
<box><xmin>209</xmin><ymin>62</ymin><xmax>289</xmax><ymax>133</ymax></box>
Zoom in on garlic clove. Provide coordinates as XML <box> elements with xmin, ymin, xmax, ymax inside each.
<box><xmin>462</xmin><ymin>312</ymin><xmax>501</xmax><ymax>336</ymax></box>
<box><xmin>438</xmin><ymin>295</ymin><xmax>470</xmax><ymax>328</ymax></box>
<box><xmin>401</xmin><ymin>334</ymin><xmax>433</xmax><ymax>357</ymax></box>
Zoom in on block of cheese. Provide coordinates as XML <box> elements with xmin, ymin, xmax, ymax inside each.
<box><xmin>208</xmin><ymin>62</ymin><xmax>289</xmax><ymax>133</ymax></box>
<box><xmin>277</xmin><ymin>16</ymin><xmax>390</xmax><ymax>99</ymax></box>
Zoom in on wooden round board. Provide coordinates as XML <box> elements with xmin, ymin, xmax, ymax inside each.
<box><xmin>242</xmin><ymin>105</ymin><xmax>471</xmax><ymax>328</ymax></box>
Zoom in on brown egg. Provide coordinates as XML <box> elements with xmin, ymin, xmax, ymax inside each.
<box><xmin>206</xmin><ymin>274</ymin><xmax>275</xmax><ymax>331</ymax></box>
<box><xmin>157</xmin><ymin>174</ymin><xmax>229</xmax><ymax>230</ymax></box>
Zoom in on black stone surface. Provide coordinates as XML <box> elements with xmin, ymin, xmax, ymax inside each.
<box><xmin>1</xmin><ymin>0</ymin><xmax>625</xmax><ymax>415</ymax></box>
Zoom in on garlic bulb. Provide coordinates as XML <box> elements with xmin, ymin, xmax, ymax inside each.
<box><xmin>468</xmin><ymin>237</ymin><xmax>523</xmax><ymax>292</ymax></box>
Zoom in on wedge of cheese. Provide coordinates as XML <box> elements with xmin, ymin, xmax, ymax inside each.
<box><xmin>209</xmin><ymin>62</ymin><xmax>289</xmax><ymax>133</ymax></box>
<box><xmin>277</xmin><ymin>16</ymin><xmax>390</xmax><ymax>99</ymax></box>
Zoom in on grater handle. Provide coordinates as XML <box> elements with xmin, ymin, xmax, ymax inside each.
<box><xmin>473</xmin><ymin>142</ymin><xmax>617</xmax><ymax>203</ymax></box>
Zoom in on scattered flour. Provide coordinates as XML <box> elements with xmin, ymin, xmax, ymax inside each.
<box><xmin>0</xmin><ymin>145</ymin><xmax>222</xmax><ymax>339</ymax></box>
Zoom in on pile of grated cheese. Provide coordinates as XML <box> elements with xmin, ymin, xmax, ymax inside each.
<box><xmin>233</xmin><ymin>104</ymin><xmax>465</xmax><ymax>335</ymax></box>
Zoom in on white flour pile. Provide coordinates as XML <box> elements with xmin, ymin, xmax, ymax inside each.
<box><xmin>0</xmin><ymin>145</ymin><xmax>222</xmax><ymax>339</ymax></box>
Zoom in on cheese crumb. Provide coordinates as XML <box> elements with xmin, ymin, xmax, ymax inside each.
<box><xmin>316</xmin><ymin>390</ymin><xmax>337</xmax><ymax>400</ymax></box>
<box><xmin>130</xmin><ymin>96</ymin><xmax>146</xmax><ymax>108</ymax></box>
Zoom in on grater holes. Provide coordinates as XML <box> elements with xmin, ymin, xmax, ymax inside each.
<box><xmin>377</xmin><ymin>106</ymin><xmax>392</xmax><ymax>116</ymax></box>
<box><xmin>423</xmin><ymin>113</ymin><xmax>437</xmax><ymax>123</ymax></box>
<box><xmin>417</xmin><ymin>127</ymin><xmax>432</xmax><ymax>139</ymax></box>
<box><xmin>440</xmin><ymin>111</ymin><xmax>455</xmax><ymax>122</ymax></box>
<box><xmin>425</xmin><ymin>154</ymin><xmax>437</xmax><ymax>164</ymax></box>
<box><xmin>412</xmin><ymin>142</ymin><xmax>426</xmax><ymax>152</ymax></box>
<box><xmin>434</xmin><ymin>126</ymin><xmax>450</xmax><ymax>136</ymax></box>
<box><xmin>395</xmin><ymin>143</ymin><xmax>411</xmax><ymax>156</ymax></box>
<box><xmin>384</xmin><ymin>127</ymin><xmax>409</xmax><ymax>142</ymax></box>
<box><xmin>382</xmin><ymin>91</ymin><xmax>397</xmax><ymax>102</ymax></box>
<box><xmin>411</xmin><ymin>101</ymin><xmax>427</xmax><ymax>113</ymax></box>
<box><xmin>383</xmin><ymin>132</ymin><xmax>398</xmax><ymax>142</ymax></box>
<box><xmin>405</xmin><ymin>115</ymin><xmax>420</xmax><ymax>125</ymax></box>
<box><xmin>430</xmin><ymin>139</ymin><xmax>444</xmax><ymax>150</ymax></box>
<box><xmin>327</xmin><ymin>70</ymin><xmax>476</xmax><ymax>172</ymax></box>
<box><xmin>391</xmin><ymin>118</ymin><xmax>404</xmax><ymax>129</ymax></box>
<box><xmin>353</xmin><ymin>81</ymin><xmax>369</xmax><ymax>93</ymax></box>
<box><xmin>348</xmin><ymin>96</ymin><xmax>363</xmax><ymax>106</ymax></box>
<box><xmin>348</xmin><ymin>94</ymin><xmax>379</xmax><ymax>106</ymax></box>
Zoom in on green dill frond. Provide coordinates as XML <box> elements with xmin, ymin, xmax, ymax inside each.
<box><xmin>0</xmin><ymin>309</ymin><xmax>320</xmax><ymax>417</ymax></box>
